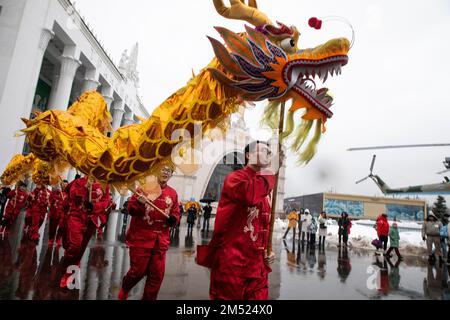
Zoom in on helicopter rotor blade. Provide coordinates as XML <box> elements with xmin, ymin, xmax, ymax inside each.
<box><xmin>348</xmin><ymin>143</ymin><xmax>450</xmax><ymax>152</ymax></box>
<box><xmin>369</xmin><ymin>155</ymin><xmax>376</xmax><ymax>174</ymax></box>
<box><xmin>356</xmin><ymin>176</ymin><xmax>370</xmax><ymax>184</ymax></box>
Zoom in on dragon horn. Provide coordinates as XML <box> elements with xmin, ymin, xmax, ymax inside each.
<box><xmin>213</xmin><ymin>0</ymin><xmax>272</xmax><ymax>26</ymax></box>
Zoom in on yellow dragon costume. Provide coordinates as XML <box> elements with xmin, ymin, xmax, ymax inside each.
<box><xmin>1</xmin><ymin>0</ymin><xmax>351</xmax><ymax>189</ymax></box>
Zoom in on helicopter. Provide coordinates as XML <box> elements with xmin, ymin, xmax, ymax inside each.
<box><xmin>349</xmin><ymin>144</ymin><xmax>450</xmax><ymax>195</ymax></box>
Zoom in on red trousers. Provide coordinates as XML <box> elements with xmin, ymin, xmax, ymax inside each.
<box><xmin>121</xmin><ymin>247</ymin><xmax>167</xmax><ymax>300</ymax></box>
<box><xmin>48</xmin><ymin>218</ymin><xmax>62</xmax><ymax>243</ymax></box>
<box><xmin>3</xmin><ymin>208</ymin><xmax>21</xmax><ymax>229</ymax></box>
<box><xmin>61</xmin><ymin>215</ymin><xmax>97</xmax><ymax>271</ymax></box>
<box><xmin>209</xmin><ymin>270</ymin><xmax>269</xmax><ymax>300</ymax></box>
<box><xmin>28</xmin><ymin>210</ymin><xmax>46</xmax><ymax>241</ymax></box>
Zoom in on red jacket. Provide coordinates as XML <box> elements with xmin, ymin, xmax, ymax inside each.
<box><xmin>67</xmin><ymin>177</ymin><xmax>109</xmax><ymax>225</ymax></box>
<box><xmin>27</xmin><ymin>187</ymin><xmax>49</xmax><ymax>218</ymax></box>
<box><xmin>4</xmin><ymin>188</ymin><xmax>28</xmax><ymax>217</ymax></box>
<box><xmin>198</xmin><ymin>166</ymin><xmax>276</xmax><ymax>278</ymax></box>
<box><xmin>376</xmin><ymin>215</ymin><xmax>390</xmax><ymax>237</ymax></box>
<box><xmin>93</xmin><ymin>185</ymin><xmax>114</xmax><ymax>229</ymax></box>
<box><xmin>49</xmin><ymin>190</ymin><xmax>68</xmax><ymax>220</ymax></box>
<box><xmin>126</xmin><ymin>184</ymin><xmax>180</xmax><ymax>250</ymax></box>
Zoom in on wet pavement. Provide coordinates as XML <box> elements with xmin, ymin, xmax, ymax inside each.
<box><xmin>0</xmin><ymin>214</ymin><xmax>449</xmax><ymax>300</ymax></box>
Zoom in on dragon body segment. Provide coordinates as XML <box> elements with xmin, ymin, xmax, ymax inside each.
<box><xmin>1</xmin><ymin>0</ymin><xmax>351</xmax><ymax>188</ymax></box>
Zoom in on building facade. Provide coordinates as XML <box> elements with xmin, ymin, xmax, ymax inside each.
<box><xmin>284</xmin><ymin>193</ymin><xmax>427</xmax><ymax>221</ymax></box>
<box><xmin>0</xmin><ymin>0</ymin><xmax>149</xmax><ymax>175</ymax></box>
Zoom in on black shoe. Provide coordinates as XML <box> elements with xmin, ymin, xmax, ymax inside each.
<box><xmin>428</xmin><ymin>255</ymin><xmax>436</xmax><ymax>264</ymax></box>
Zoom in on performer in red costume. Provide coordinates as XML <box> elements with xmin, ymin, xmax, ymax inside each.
<box><xmin>59</xmin><ymin>175</ymin><xmax>109</xmax><ymax>288</ymax></box>
<box><xmin>198</xmin><ymin>141</ymin><xmax>282</xmax><ymax>300</ymax></box>
<box><xmin>94</xmin><ymin>186</ymin><xmax>115</xmax><ymax>240</ymax></box>
<box><xmin>118</xmin><ymin>162</ymin><xmax>180</xmax><ymax>300</ymax></box>
<box><xmin>27</xmin><ymin>184</ymin><xmax>50</xmax><ymax>242</ymax></box>
<box><xmin>0</xmin><ymin>181</ymin><xmax>28</xmax><ymax>236</ymax></box>
<box><xmin>48</xmin><ymin>180</ymin><xmax>68</xmax><ymax>246</ymax></box>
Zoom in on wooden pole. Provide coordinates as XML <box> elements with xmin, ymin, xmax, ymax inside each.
<box><xmin>128</xmin><ymin>186</ymin><xmax>170</xmax><ymax>219</ymax></box>
<box><xmin>267</xmin><ymin>102</ymin><xmax>286</xmax><ymax>256</ymax></box>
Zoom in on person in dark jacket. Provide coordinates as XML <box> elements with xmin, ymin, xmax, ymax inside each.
<box><xmin>0</xmin><ymin>185</ymin><xmax>12</xmax><ymax>223</ymax></box>
<box><xmin>187</xmin><ymin>204</ymin><xmax>197</xmax><ymax>236</ymax></box>
<box><xmin>338</xmin><ymin>212</ymin><xmax>350</xmax><ymax>247</ymax></box>
<box><xmin>120</xmin><ymin>198</ymin><xmax>130</xmax><ymax>242</ymax></box>
<box><xmin>202</xmin><ymin>203</ymin><xmax>213</xmax><ymax>232</ymax></box>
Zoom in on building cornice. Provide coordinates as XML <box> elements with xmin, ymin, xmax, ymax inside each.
<box><xmin>59</xmin><ymin>0</ymin><xmax>124</xmax><ymax>83</ymax></box>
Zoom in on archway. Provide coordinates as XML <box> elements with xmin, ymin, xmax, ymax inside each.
<box><xmin>202</xmin><ymin>152</ymin><xmax>245</xmax><ymax>202</ymax></box>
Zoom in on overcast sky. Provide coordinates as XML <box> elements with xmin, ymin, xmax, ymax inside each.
<box><xmin>73</xmin><ymin>0</ymin><xmax>450</xmax><ymax>205</ymax></box>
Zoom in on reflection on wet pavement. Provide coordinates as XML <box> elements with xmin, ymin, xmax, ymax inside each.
<box><xmin>0</xmin><ymin>216</ymin><xmax>449</xmax><ymax>300</ymax></box>
<box><xmin>279</xmin><ymin>236</ymin><xmax>450</xmax><ymax>300</ymax></box>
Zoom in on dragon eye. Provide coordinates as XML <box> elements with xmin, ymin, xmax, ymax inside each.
<box><xmin>281</xmin><ymin>38</ymin><xmax>296</xmax><ymax>51</ymax></box>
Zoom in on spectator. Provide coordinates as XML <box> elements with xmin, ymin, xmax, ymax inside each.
<box><xmin>318</xmin><ymin>211</ymin><xmax>328</xmax><ymax>249</ymax></box>
<box><xmin>283</xmin><ymin>209</ymin><xmax>298</xmax><ymax>240</ymax></box>
<box><xmin>308</xmin><ymin>215</ymin><xmax>318</xmax><ymax>247</ymax></box>
<box><xmin>440</xmin><ymin>214</ymin><xmax>449</xmax><ymax>262</ymax></box>
<box><xmin>376</xmin><ymin>213</ymin><xmax>390</xmax><ymax>256</ymax></box>
<box><xmin>422</xmin><ymin>212</ymin><xmax>443</xmax><ymax>265</ymax></box>
<box><xmin>187</xmin><ymin>204</ymin><xmax>197</xmax><ymax>236</ymax></box>
<box><xmin>386</xmin><ymin>222</ymin><xmax>403</xmax><ymax>261</ymax></box>
<box><xmin>302</xmin><ymin>209</ymin><xmax>312</xmax><ymax>244</ymax></box>
<box><xmin>338</xmin><ymin>212</ymin><xmax>350</xmax><ymax>247</ymax></box>
<box><xmin>202</xmin><ymin>203</ymin><xmax>213</xmax><ymax>233</ymax></box>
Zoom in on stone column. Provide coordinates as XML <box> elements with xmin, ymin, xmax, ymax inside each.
<box><xmin>111</xmin><ymin>100</ymin><xmax>125</xmax><ymax>131</ymax></box>
<box><xmin>123</xmin><ymin>110</ymin><xmax>135</xmax><ymax>126</ymax></box>
<box><xmin>47</xmin><ymin>48</ymin><xmax>81</xmax><ymax>110</ymax></box>
<box><xmin>106</xmin><ymin>210</ymin><xmax>119</xmax><ymax>243</ymax></box>
<box><xmin>101</xmin><ymin>86</ymin><xmax>114</xmax><ymax>110</ymax></box>
<box><xmin>23</xmin><ymin>28</ymin><xmax>55</xmax><ymax>115</ymax></box>
<box><xmin>47</xmin><ymin>68</ymin><xmax>60</xmax><ymax>109</ymax></box>
<box><xmin>81</xmin><ymin>68</ymin><xmax>100</xmax><ymax>93</ymax></box>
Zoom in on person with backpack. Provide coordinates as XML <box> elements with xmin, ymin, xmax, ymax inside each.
<box><xmin>386</xmin><ymin>222</ymin><xmax>403</xmax><ymax>261</ymax></box>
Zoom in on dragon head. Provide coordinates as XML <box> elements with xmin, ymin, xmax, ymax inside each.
<box><xmin>210</xmin><ymin>0</ymin><xmax>351</xmax><ymax>163</ymax></box>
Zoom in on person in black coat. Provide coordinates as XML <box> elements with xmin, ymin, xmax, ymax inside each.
<box><xmin>338</xmin><ymin>212</ymin><xmax>350</xmax><ymax>247</ymax></box>
<box><xmin>186</xmin><ymin>204</ymin><xmax>197</xmax><ymax>236</ymax></box>
<box><xmin>0</xmin><ymin>186</ymin><xmax>12</xmax><ymax>223</ymax></box>
<box><xmin>202</xmin><ymin>203</ymin><xmax>213</xmax><ymax>232</ymax></box>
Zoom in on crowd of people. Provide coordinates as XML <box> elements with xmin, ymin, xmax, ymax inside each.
<box><xmin>284</xmin><ymin>208</ymin><xmax>352</xmax><ymax>250</ymax></box>
<box><xmin>283</xmin><ymin>207</ymin><xmax>450</xmax><ymax>267</ymax></box>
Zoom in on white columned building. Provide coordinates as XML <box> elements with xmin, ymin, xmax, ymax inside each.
<box><xmin>0</xmin><ymin>0</ymin><xmax>149</xmax><ymax>173</ymax></box>
<box><xmin>47</xmin><ymin>50</ymin><xmax>81</xmax><ymax>110</ymax></box>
